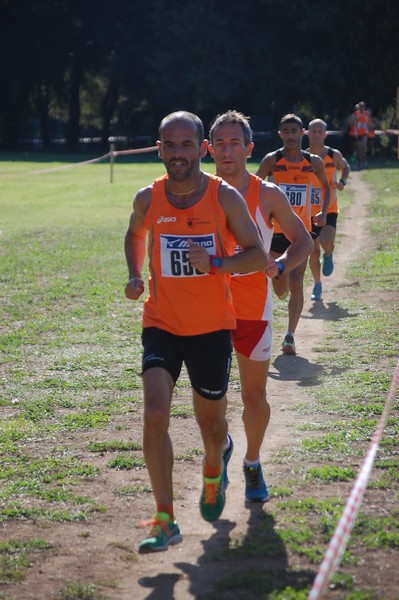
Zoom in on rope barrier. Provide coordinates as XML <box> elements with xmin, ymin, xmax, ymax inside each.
<box><xmin>308</xmin><ymin>358</ymin><xmax>399</xmax><ymax>600</ymax></box>
<box><xmin>109</xmin><ymin>145</ymin><xmax>158</xmax><ymax>182</ymax></box>
<box><xmin>27</xmin><ymin>152</ymin><xmax>112</xmax><ymax>174</ymax></box>
<box><xmin>1</xmin><ymin>131</ymin><xmax>396</xmax><ymax>179</ymax></box>
<box><xmin>0</xmin><ymin>145</ymin><xmax>158</xmax><ymax>179</ymax></box>
<box><xmin>112</xmin><ymin>146</ymin><xmax>157</xmax><ymax>157</ymax></box>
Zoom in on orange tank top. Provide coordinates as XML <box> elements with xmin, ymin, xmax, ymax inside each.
<box><xmin>230</xmin><ymin>174</ymin><xmax>273</xmax><ymax>321</ymax></box>
<box><xmin>309</xmin><ymin>147</ymin><xmax>339</xmax><ymax>216</ymax></box>
<box><xmin>354</xmin><ymin>111</ymin><xmax>368</xmax><ymax>137</ymax></box>
<box><xmin>142</xmin><ymin>173</ymin><xmax>236</xmax><ymax>335</ymax></box>
<box><xmin>271</xmin><ymin>149</ymin><xmax>313</xmax><ymax>232</ymax></box>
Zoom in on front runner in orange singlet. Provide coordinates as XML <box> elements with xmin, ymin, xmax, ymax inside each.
<box><xmin>124</xmin><ymin>111</ymin><xmax>268</xmax><ymax>553</ymax></box>
<box><xmin>208</xmin><ymin>110</ymin><xmax>313</xmax><ymax>502</ymax></box>
<box><xmin>256</xmin><ymin>114</ymin><xmax>330</xmax><ymax>355</ymax></box>
<box><xmin>306</xmin><ymin>118</ymin><xmax>351</xmax><ymax>301</ymax></box>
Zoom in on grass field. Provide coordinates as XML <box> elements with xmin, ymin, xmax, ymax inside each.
<box><xmin>0</xmin><ymin>154</ymin><xmax>399</xmax><ymax>599</ymax></box>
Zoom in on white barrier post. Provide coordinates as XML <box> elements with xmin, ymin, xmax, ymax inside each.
<box><xmin>396</xmin><ymin>86</ymin><xmax>399</xmax><ymax>159</ymax></box>
<box><xmin>110</xmin><ymin>143</ymin><xmax>115</xmax><ymax>183</ymax></box>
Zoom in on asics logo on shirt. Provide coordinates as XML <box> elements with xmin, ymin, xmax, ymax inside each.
<box><xmin>157</xmin><ymin>216</ymin><xmax>177</xmax><ymax>224</ymax></box>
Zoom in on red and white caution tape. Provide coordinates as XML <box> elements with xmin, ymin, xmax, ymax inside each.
<box><xmin>308</xmin><ymin>359</ymin><xmax>399</xmax><ymax>600</ymax></box>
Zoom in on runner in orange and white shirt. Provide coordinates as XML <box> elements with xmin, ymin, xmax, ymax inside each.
<box><xmin>256</xmin><ymin>113</ymin><xmax>329</xmax><ymax>355</ymax></box>
<box><xmin>306</xmin><ymin>118</ymin><xmax>351</xmax><ymax>301</ymax></box>
<box><xmin>124</xmin><ymin>111</ymin><xmax>268</xmax><ymax>553</ymax></box>
<box><xmin>209</xmin><ymin>110</ymin><xmax>312</xmax><ymax>502</ymax></box>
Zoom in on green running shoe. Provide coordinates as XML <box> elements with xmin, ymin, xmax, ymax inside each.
<box><xmin>200</xmin><ymin>473</ymin><xmax>225</xmax><ymax>521</ymax></box>
<box><xmin>138</xmin><ymin>512</ymin><xmax>182</xmax><ymax>553</ymax></box>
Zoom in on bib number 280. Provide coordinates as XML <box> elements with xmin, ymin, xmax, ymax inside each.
<box><xmin>287</xmin><ymin>191</ymin><xmax>304</xmax><ymax>206</ymax></box>
<box><xmin>280</xmin><ymin>184</ymin><xmax>307</xmax><ymax>207</ymax></box>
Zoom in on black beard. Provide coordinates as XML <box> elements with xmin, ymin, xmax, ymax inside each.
<box><xmin>165</xmin><ymin>160</ymin><xmax>196</xmax><ymax>182</ymax></box>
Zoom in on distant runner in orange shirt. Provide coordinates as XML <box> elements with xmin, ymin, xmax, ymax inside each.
<box><xmin>345</xmin><ymin>103</ymin><xmax>359</xmax><ymax>163</ymax></box>
<box><xmin>209</xmin><ymin>110</ymin><xmax>312</xmax><ymax>502</ymax></box>
<box><xmin>256</xmin><ymin>114</ymin><xmax>329</xmax><ymax>355</ymax></box>
<box><xmin>124</xmin><ymin>111</ymin><xmax>268</xmax><ymax>553</ymax></box>
<box><xmin>353</xmin><ymin>101</ymin><xmax>369</xmax><ymax>169</ymax></box>
<box><xmin>306</xmin><ymin>118</ymin><xmax>351</xmax><ymax>301</ymax></box>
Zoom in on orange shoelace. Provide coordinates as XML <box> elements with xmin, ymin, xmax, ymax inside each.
<box><xmin>140</xmin><ymin>515</ymin><xmax>171</xmax><ymax>536</ymax></box>
<box><xmin>203</xmin><ymin>479</ymin><xmax>220</xmax><ymax>505</ymax></box>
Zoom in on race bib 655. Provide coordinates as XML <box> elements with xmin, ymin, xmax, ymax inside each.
<box><xmin>160</xmin><ymin>234</ymin><xmax>216</xmax><ymax>277</ymax></box>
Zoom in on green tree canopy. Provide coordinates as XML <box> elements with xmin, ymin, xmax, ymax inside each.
<box><xmin>1</xmin><ymin>0</ymin><xmax>398</xmax><ymax>150</ymax></box>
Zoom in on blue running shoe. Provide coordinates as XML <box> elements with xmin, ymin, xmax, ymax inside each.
<box><xmin>243</xmin><ymin>464</ymin><xmax>270</xmax><ymax>503</ymax></box>
<box><xmin>322</xmin><ymin>253</ymin><xmax>334</xmax><ymax>277</ymax></box>
<box><xmin>282</xmin><ymin>333</ymin><xmax>296</xmax><ymax>355</ymax></box>
<box><xmin>311</xmin><ymin>282</ymin><xmax>322</xmax><ymax>301</ymax></box>
<box><xmin>222</xmin><ymin>434</ymin><xmax>234</xmax><ymax>489</ymax></box>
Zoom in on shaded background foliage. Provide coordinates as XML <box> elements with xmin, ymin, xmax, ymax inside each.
<box><xmin>1</xmin><ymin>0</ymin><xmax>398</xmax><ymax>152</ymax></box>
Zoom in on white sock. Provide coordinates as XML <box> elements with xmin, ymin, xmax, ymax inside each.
<box><xmin>243</xmin><ymin>457</ymin><xmax>260</xmax><ymax>467</ymax></box>
<box><xmin>222</xmin><ymin>436</ymin><xmax>231</xmax><ymax>452</ymax></box>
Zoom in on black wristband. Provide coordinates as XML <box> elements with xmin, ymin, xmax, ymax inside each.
<box><xmin>339</xmin><ymin>178</ymin><xmax>347</xmax><ymax>186</ymax></box>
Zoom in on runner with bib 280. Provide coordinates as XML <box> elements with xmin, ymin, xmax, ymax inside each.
<box><xmin>256</xmin><ymin>113</ymin><xmax>330</xmax><ymax>355</ymax></box>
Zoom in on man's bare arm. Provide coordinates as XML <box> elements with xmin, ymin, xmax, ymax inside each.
<box><xmin>261</xmin><ymin>182</ymin><xmax>313</xmax><ymax>272</ymax></box>
<box><xmin>189</xmin><ymin>182</ymin><xmax>268</xmax><ymax>275</ymax></box>
<box><xmin>312</xmin><ymin>155</ymin><xmax>330</xmax><ymax>226</ymax></box>
<box><xmin>124</xmin><ymin>187</ymin><xmax>151</xmax><ymax>299</ymax></box>
<box><xmin>255</xmin><ymin>153</ymin><xmax>276</xmax><ymax>181</ymax></box>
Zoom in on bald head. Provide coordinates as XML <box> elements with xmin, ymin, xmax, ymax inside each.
<box><xmin>159</xmin><ymin>111</ymin><xmax>204</xmax><ymax>145</ymax></box>
<box><xmin>308</xmin><ymin>118</ymin><xmax>327</xmax><ymax>132</ymax></box>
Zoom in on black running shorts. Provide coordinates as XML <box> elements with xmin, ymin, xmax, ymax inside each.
<box><xmin>311</xmin><ymin>212</ymin><xmax>338</xmax><ymax>238</ymax></box>
<box><xmin>141</xmin><ymin>327</ymin><xmax>232</xmax><ymax>400</ymax></box>
<box><xmin>270</xmin><ymin>233</ymin><xmax>292</xmax><ymax>255</ymax></box>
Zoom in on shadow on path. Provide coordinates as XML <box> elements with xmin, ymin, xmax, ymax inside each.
<box><xmin>305</xmin><ymin>300</ymin><xmax>360</xmax><ymax>322</ymax></box>
<box><xmin>137</xmin><ymin>520</ymin><xmax>236</xmax><ymax>599</ymax></box>
<box><xmin>269</xmin><ymin>354</ymin><xmax>325</xmax><ymax>386</ymax></box>
<box><xmin>174</xmin><ymin>504</ymin><xmax>314</xmax><ymax>599</ymax></box>
<box><xmin>137</xmin><ymin>572</ymin><xmax>181</xmax><ymax>600</ymax></box>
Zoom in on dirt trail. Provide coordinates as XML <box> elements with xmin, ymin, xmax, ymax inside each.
<box><xmin>3</xmin><ymin>172</ymin><xmax>376</xmax><ymax>600</ymax></box>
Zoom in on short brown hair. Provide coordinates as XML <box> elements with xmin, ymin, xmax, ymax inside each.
<box><xmin>209</xmin><ymin>110</ymin><xmax>253</xmax><ymax>145</ymax></box>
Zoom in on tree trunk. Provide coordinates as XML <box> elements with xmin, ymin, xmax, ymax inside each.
<box><xmin>66</xmin><ymin>52</ymin><xmax>82</xmax><ymax>153</ymax></box>
<box><xmin>100</xmin><ymin>79</ymin><xmax>119</xmax><ymax>152</ymax></box>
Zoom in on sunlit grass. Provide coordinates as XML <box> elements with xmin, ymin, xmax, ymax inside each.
<box><xmin>0</xmin><ymin>159</ymin><xmax>398</xmax><ymax>597</ymax></box>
